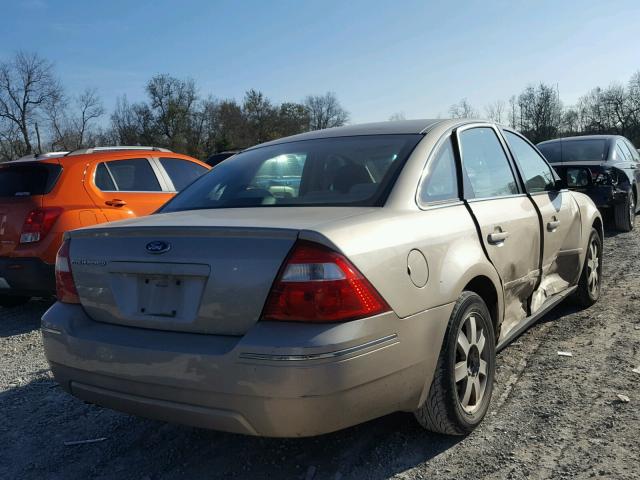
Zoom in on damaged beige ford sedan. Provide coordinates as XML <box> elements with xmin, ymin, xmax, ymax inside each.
<box><xmin>42</xmin><ymin>120</ymin><xmax>603</xmax><ymax>437</ymax></box>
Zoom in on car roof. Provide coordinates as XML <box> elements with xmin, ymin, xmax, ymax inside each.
<box><xmin>246</xmin><ymin>119</ymin><xmax>449</xmax><ymax>150</ymax></box>
<box><xmin>538</xmin><ymin>135</ymin><xmax>623</xmax><ymax>146</ymax></box>
<box><xmin>2</xmin><ymin>149</ymin><xmax>208</xmax><ymax>168</ymax></box>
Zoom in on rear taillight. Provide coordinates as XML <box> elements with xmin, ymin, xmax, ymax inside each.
<box><xmin>20</xmin><ymin>207</ymin><xmax>63</xmax><ymax>244</ymax></box>
<box><xmin>262</xmin><ymin>241</ymin><xmax>390</xmax><ymax>323</ymax></box>
<box><xmin>55</xmin><ymin>239</ymin><xmax>80</xmax><ymax>304</ymax></box>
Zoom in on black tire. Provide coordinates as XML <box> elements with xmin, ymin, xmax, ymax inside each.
<box><xmin>614</xmin><ymin>190</ymin><xmax>634</xmax><ymax>232</ymax></box>
<box><xmin>573</xmin><ymin>228</ymin><xmax>602</xmax><ymax>307</ymax></box>
<box><xmin>414</xmin><ymin>291</ymin><xmax>496</xmax><ymax>435</ymax></box>
<box><xmin>0</xmin><ymin>295</ymin><xmax>30</xmax><ymax>308</ymax></box>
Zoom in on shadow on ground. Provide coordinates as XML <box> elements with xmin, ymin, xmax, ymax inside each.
<box><xmin>0</xmin><ymin>299</ymin><xmax>52</xmax><ymax>337</ymax></box>
<box><xmin>0</xmin><ymin>374</ymin><xmax>462</xmax><ymax>480</ymax></box>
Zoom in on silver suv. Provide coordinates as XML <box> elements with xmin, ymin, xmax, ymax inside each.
<box><xmin>42</xmin><ymin>120</ymin><xmax>603</xmax><ymax>437</ymax></box>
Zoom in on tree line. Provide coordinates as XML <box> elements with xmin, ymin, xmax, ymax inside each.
<box><xmin>0</xmin><ymin>52</ymin><xmax>349</xmax><ymax>161</ymax></box>
<box><xmin>2</xmin><ymin>51</ymin><xmax>640</xmax><ymax>162</ymax></box>
<box><xmin>448</xmin><ymin>72</ymin><xmax>640</xmax><ymax>146</ymax></box>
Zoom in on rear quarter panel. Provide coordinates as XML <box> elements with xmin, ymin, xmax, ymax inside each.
<box><xmin>569</xmin><ymin>191</ymin><xmax>603</xmax><ymax>267</ymax></box>
<box><xmin>302</xmin><ymin>205</ymin><xmax>504</xmax><ymax>323</ymax></box>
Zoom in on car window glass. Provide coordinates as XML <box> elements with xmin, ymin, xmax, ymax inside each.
<box><xmin>249</xmin><ymin>153</ymin><xmax>307</xmax><ymax>198</ymax></box>
<box><xmin>103</xmin><ymin>159</ymin><xmax>161</xmax><ymax>192</ymax></box>
<box><xmin>537</xmin><ymin>142</ymin><xmax>562</xmax><ymax>163</ymax></box>
<box><xmin>0</xmin><ymin>163</ymin><xmax>62</xmax><ymax>197</ymax></box>
<box><xmin>504</xmin><ymin>131</ymin><xmax>555</xmax><ymax>193</ymax></box>
<box><xmin>95</xmin><ymin>163</ymin><xmax>116</xmax><ymax>191</ymax></box>
<box><xmin>459</xmin><ymin>127</ymin><xmax>518</xmax><ymax>198</ymax></box>
<box><xmin>616</xmin><ymin>144</ymin><xmax>630</xmax><ymax>162</ymax></box>
<box><xmin>562</xmin><ymin>140</ymin><xmax>608</xmax><ymax>162</ymax></box>
<box><xmin>419</xmin><ymin>138</ymin><xmax>458</xmax><ymax>204</ymax></box>
<box><xmin>626</xmin><ymin>139</ymin><xmax>640</xmax><ymax>160</ymax></box>
<box><xmin>621</xmin><ymin>140</ymin><xmax>638</xmax><ymax>162</ymax></box>
<box><xmin>159</xmin><ymin>158</ymin><xmax>208</xmax><ymax>191</ymax></box>
<box><xmin>160</xmin><ymin>135</ymin><xmax>422</xmax><ymax>212</ymax></box>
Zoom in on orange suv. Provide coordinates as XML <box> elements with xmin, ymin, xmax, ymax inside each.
<box><xmin>0</xmin><ymin>147</ymin><xmax>209</xmax><ymax>306</ymax></box>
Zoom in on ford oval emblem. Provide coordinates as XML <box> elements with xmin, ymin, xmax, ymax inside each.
<box><xmin>146</xmin><ymin>241</ymin><xmax>171</xmax><ymax>254</ymax></box>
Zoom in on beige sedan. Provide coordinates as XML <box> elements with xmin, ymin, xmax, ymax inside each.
<box><xmin>42</xmin><ymin>119</ymin><xmax>602</xmax><ymax>437</ymax></box>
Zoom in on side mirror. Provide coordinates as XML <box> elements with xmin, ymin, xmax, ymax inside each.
<box><xmin>565</xmin><ymin>167</ymin><xmax>592</xmax><ymax>188</ymax></box>
<box><xmin>554</xmin><ymin>177</ymin><xmax>568</xmax><ymax>190</ymax></box>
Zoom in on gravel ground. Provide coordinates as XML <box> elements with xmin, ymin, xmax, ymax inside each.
<box><xmin>1</xmin><ymin>225</ymin><xmax>639</xmax><ymax>480</ymax></box>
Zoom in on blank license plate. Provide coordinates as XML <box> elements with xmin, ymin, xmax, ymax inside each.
<box><xmin>138</xmin><ymin>276</ymin><xmax>184</xmax><ymax>317</ymax></box>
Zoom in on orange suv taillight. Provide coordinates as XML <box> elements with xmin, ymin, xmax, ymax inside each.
<box><xmin>20</xmin><ymin>207</ymin><xmax>63</xmax><ymax>244</ymax></box>
<box><xmin>262</xmin><ymin>241</ymin><xmax>390</xmax><ymax>323</ymax></box>
<box><xmin>55</xmin><ymin>239</ymin><xmax>80</xmax><ymax>304</ymax></box>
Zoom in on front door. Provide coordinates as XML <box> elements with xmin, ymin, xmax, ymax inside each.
<box><xmin>502</xmin><ymin>130</ymin><xmax>582</xmax><ymax>312</ymax></box>
<box><xmin>457</xmin><ymin>126</ymin><xmax>541</xmax><ymax>339</ymax></box>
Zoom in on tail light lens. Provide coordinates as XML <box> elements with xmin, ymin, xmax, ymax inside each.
<box><xmin>262</xmin><ymin>241</ymin><xmax>390</xmax><ymax>323</ymax></box>
<box><xmin>55</xmin><ymin>239</ymin><xmax>80</xmax><ymax>304</ymax></box>
<box><xmin>20</xmin><ymin>207</ymin><xmax>63</xmax><ymax>244</ymax></box>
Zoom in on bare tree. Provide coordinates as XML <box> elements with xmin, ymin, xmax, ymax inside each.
<box><xmin>48</xmin><ymin>88</ymin><xmax>104</xmax><ymax>150</ymax></box>
<box><xmin>517</xmin><ymin>83</ymin><xmax>562</xmax><ymax>143</ymax></box>
<box><xmin>389</xmin><ymin>112</ymin><xmax>406</xmax><ymax>121</ymax></box>
<box><xmin>73</xmin><ymin>88</ymin><xmax>104</xmax><ymax>147</ymax></box>
<box><xmin>304</xmin><ymin>92</ymin><xmax>349</xmax><ymax>130</ymax></box>
<box><xmin>146</xmin><ymin>74</ymin><xmax>197</xmax><ymax>150</ymax></box>
<box><xmin>448</xmin><ymin>98</ymin><xmax>478</xmax><ymax>119</ymax></box>
<box><xmin>484</xmin><ymin>100</ymin><xmax>506</xmax><ymax>124</ymax></box>
<box><xmin>0</xmin><ymin>52</ymin><xmax>63</xmax><ymax>155</ymax></box>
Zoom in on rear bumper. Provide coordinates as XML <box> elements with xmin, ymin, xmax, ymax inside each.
<box><xmin>579</xmin><ymin>185</ymin><xmax>629</xmax><ymax>209</ymax></box>
<box><xmin>0</xmin><ymin>256</ymin><xmax>55</xmax><ymax>296</ymax></box>
<box><xmin>41</xmin><ymin>302</ymin><xmax>452</xmax><ymax>437</ymax></box>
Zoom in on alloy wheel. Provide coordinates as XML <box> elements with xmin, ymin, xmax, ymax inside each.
<box><xmin>586</xmin><ymin>238</ymin><xmax>600</xmax><ymax>298</ymax></box>
<box><xmin>455</xmin><ymin>313</ymin><xmax>489</xmax><ymax>414</ymax></box>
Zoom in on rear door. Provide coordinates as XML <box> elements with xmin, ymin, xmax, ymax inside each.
<box><xmin>85</xmin><ymin>157</ymin><xmax>173</xmax><ymax>221</ymax></box>
<box><xmin>503</xmin><ymin>130</ymin><xmax>582</xmax><ymax>311</ymax></box>
<box><xmin>0</xmin><ymin>162</ymin><xmax>61</xmax><ymax>256</ymax></box>
<box><xmin>456</xmin><ymin>125</ymin><xmax>540</xmax><ymax>338</ymax></box>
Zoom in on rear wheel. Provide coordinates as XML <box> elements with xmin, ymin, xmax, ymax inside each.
<box><xmin>414</xmin><ymin>291</ymin><xmax>496</xmax><ymax>435</ymax></box>
<box><xmin>0</xmin><ymin>295</ymin><xmax>30</xmax><ymax>308</ymax></box>
<box><xmin>573</xmin><ymin>228</ymin><xmax>602</xmax><ymax>307</ymax></box>
<box><xmin>614</xmin><ymin>190</ymin><xmax>634</xmax><ymax>232</ymax></box>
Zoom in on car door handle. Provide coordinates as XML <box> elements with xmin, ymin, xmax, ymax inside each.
<box><xmin>105</xmin><ymin>199</ymin><xmax>127</xmax><ymax>207</ymax></box>
<box><xmin>547</xmin><ymin>220</ymin><xmax>561</xmax><ymax>231</ymax></box>
<box><xmin>487</xmin><ymin>232</ymin><xmax>509</xmax><ymax>244</ymax></box>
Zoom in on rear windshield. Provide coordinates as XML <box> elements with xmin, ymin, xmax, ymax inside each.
<box><xmin>0</xmin><ymin>163</ymin><xmax>62</xmax><ymax>197</ymax></box>
<box><xmin>160</xmin><ymin>135</ymin><xmax>421</xmax><ymax>212</ymax></box>
<box><xmin>538</xmin><ymin>139</ymin><xmax>608</xmax><ymax>163</ymax></box>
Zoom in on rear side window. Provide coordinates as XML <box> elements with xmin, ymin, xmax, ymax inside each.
<box><xmin>95</xmin><ymin>159</ymin><xmax>161</xmax><ymax>192</ymax></box>
<box><xmin>616</xmin><ymin>144</ymin><xmax>630</xmax><ymax>162</ymax></box>
<box><xmin>504</xmin><ymin>131</ymin><xmax>556</xmax><ymax>193</ymax></box>
<box><xmin>624</xmin><ymin>139</ymin><xmax>640</xmax><ymax>161</ymax></box>
<box><xmin>0</xmin><ymin>163</ymin><xmax>62</xmax><ymax>197</ymax></box>
<box><xmin>419</xmin><ymin>138</ymin><xmax>458</xmax><ymax>204</ymax></box>
<box><xmin>159</xmin><ymin>158</ymin><xmax>208</xmax><ymax>191</ymax></box>
<box><xmin>459</xmin><ymin>127</ymin><xmax>518</xmax><ymax>199</ymax></box>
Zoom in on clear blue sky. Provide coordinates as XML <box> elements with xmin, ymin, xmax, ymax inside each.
<box><xmin>2</xmin><ymin>0</ymin><xmax>639</xmax><ymax>122</ymax></box>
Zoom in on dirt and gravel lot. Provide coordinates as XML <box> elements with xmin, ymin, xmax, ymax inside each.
<box><xmin>1</xmin><ymin>225</ymin><xmax>639</xmax><ymax>480</ymax></box>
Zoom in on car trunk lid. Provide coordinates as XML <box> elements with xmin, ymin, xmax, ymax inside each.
<box><xmin>67</xmin><ymin>207</ymin><xmax>374</xmax><ymax>335</ymax></box>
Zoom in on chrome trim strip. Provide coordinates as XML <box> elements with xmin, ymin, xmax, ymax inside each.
<box><xmin>238</xmin><ymin>333</ymin><xmax>398</xmax><ymax>362</ymax></box>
